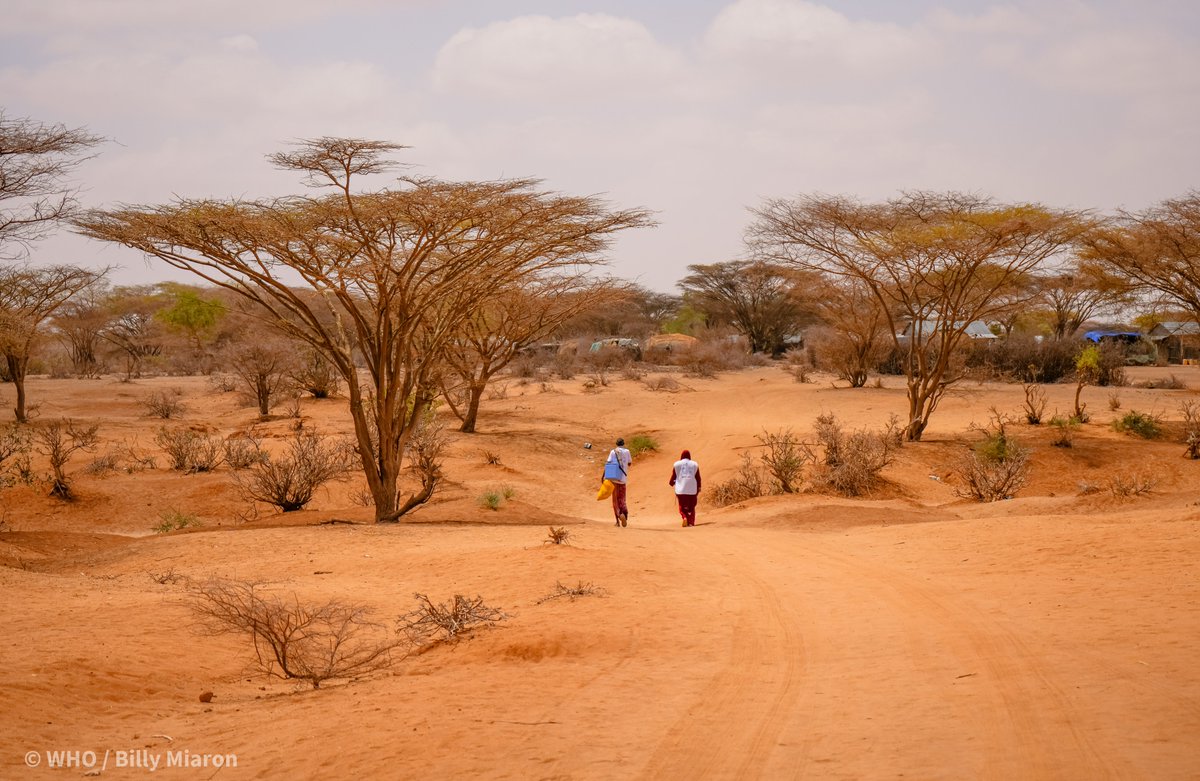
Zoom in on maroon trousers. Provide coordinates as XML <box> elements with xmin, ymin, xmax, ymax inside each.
<box><xmin>611</xmin><ymin>482</ymin><xmax>628</xmax><ymax>521</ymax></box>
<box><xmin>676</xmin><ymin>493</ymin><xmax>697</xmax><ymax>526</ymax></box>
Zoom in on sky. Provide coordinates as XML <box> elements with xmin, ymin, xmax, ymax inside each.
<box><xmin>3</xmin><ymin>0</ymin><xmax>1199</xmax><ymax>293</ymax></box>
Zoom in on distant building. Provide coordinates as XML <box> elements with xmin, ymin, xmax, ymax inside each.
<box><xmin>1148</xmin><ymin>321</ymin><xmax>1200</xmax><ymax>363</ymax></box>
<box><xmin>900</xmin><ymin>319</ymin><xmax>997</xmax><ymax>341</ymax></box>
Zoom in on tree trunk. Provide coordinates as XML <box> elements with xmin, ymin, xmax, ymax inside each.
<box><xmin>7</xmin><ymin>355</ymin><xmax>28</xmax><ymax>423</ymax></box>
<box><xmin>459</xmin><ymin>383</ymin><xmax>486</xmax><ymax>434</ymax></box>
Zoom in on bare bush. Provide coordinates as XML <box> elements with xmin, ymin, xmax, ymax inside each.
<box><xmin>544</xmin><ymin>526</ymin><xmax>572</xmax><ymax>545</ymax></box>
<box><xmin>480</xmin><ymin>449</ymin><xmax>502</xmax><ymax>465</ymax></box>
<box><xmin>1106</xmin><ymin>472</ymin><xmax>1157</xmax><ymax>498</ymax></box>
<box><xmin>1107</xmin><ymin>391</ymin><xmax>1122</xmax><ymax>412</ymax></box>
<box><xmin>190</xmin><ymin>578</ymin><xmax>397</xmax><ymax>689</ymax></box>
<box><xmin>34</xmin><ymin>418</ymin><xmax>99</xmax><ymax>499</ymax></box>
<box><xmin>811</xmin><ymin>414</ymin><xmax>897</xmax><ymax>496</ymax></box>
<box><xmin>536</xmin><ymin>580</ymin><xmax>605</xmax><ymax>604</ymax></box>
<box><xmin>0</xmin><ymin>423</ymin><xmax>31</xmax><ymax>484</ymax></box>
<box><xmin>683</xmin><ymin>340</ymin><xmax>749</xmax><ymax>378</ymax></box>
<box><xmin>223</xmin><ymin>431</ymin><xmax>266</xmax><ymax>470</ymax></box>
<box><xmin>709</xmin><ymin>452</ymin><xmax>769</xmax><ymax>507</ymax></box>
<box><xmin>953</xmin><ymin>412</ymin><xmax>1031</xmax><ymax>502</ymax></box>
<box><xmin>226</xmin><ymin>342</ymin><xmax>295</xmax><ymax>417</ymax></box>
<box><xmin>116</xmin><ymin>438</ymin><xmax>157</xmax><ymax>473</ymax></box>
<box><xmin>83</xmin><ymin>451</ymin><xmax>121</xmax><ymax>476</ymax></box>
<box><xmin>1182</xmin><ymin>401</ymin><xmax>1200</xmax><ymax>460</ymax></box>
<box><xmin>1135</xmin><ymin>374</ymin><xmax>1187</xmax><ymax>390</ymax></box>
<box><xmin>155</xmin><ymin>427</ymin><xmax>224</xmax><ymax>473</ymax></box>
<box><xmin>142</xmin><ymin>390</ymin><xmax>186</xmax><ymax>419</ymax></box>
<box><xmin>954</xmin><ymin>447</ymin><xmax>1031</xmax><ymax>502</ymax></box>
<box><xmin>397</xmin><ymin>593</ymin><xmax>507</xmax><ymax>646</ymax></box>
<box><xmin>644</xmin><ymin>375</ymin><xmax>682</xmax><ymax>393</ymax></box>
<box><xmin>758</xmin><ymin>428</ymin><xmax>811</xmax><ymax>493</ymax></box>
<box><xmin>1023</xmin><ymin>384</ymin><xmax>1047</xmax><ymax>425</ymax></box>
<box><xmin>236</xmin><ymin>430</ymin><xmax>353</xmax><ymax>512</ymax></box>
<box><xmin>290</xmin><ymin>349</ymin><xmax>340</xmax><ymax>399</ymax></box>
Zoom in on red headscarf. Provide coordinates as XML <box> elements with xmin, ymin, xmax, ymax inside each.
<box><xmin>681</xmin><ymin>449</ymin><xmax>691</xmax><ymax>460</ymax></box>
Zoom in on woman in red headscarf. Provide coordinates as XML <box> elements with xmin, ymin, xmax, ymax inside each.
<box><xmin>669</xmin><ymin>450</ymin><xmax>701</xmax><ymax>527</ymax></box>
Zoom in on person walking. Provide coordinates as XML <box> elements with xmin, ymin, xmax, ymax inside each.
<box><xmin>603</xmin><ymin>438</ymin><xmax>633</xmax><ymax>526</ymax></box>
<box><xmin>669</xmin><ymin>449</ymin><xmax>701</xmax><ymax>527</ymax></box>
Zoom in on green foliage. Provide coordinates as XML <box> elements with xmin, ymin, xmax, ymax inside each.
<box><xmin>1048</xmin><ymin>415</ymin><xmax>1080</xmax><ymax>447</ymax></box>
<box><xmin>626</xmin><ymin>434</ymin><xmax>658</xmax><ymax>456</ymax></box>
<box><xmin>1075</xmin><ymin>345</ymin><xmax>1102</xmax><ymax>381</ymax></box>
<box><xmin>1112</xmin><ymin>410</ymin><xmax>1162</xmax><ymax>439</ymax></box>
<box><xmin>157</xmin><ymin>290</ymin><xmax>223</xmax><ymax>343</ymax></box>
<box><xmin>155</xmin><ymin>509</ymin><xmax>201</xmax><ymax>533</ymax></box>
<box><xmin>478</xmin><ymin>490</ymin><xmax>503</xmax><ymax>511</ymax></box>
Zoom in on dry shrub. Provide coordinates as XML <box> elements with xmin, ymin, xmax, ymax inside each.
<box><xmin>155</xmin><ymin>426</ymin><xmax>224</xmax><ymax>473</ymax></box>
<box><xmin>537</xmin><ymin>580</ymin><xmax>605</xmax><ymax>603</ymax></box>
<box><xmin>84</xmin><ymin>451</ymin><xmax>122</xmax><ymax>476</ymax></box>
<box><xmin>710</xmin><ymin>452</ymin><xmax>768</xmax><ymax>507</ymax></box>
<box><xmin>224</xmin><ymin>431</ymin><xmax>267</xmax><ymax>470</ymax></box>
<box><xmin>1107</xmin><ymin>391</ymin><xmax>1122</xmax><ymax>412</ymax></box>
<box><xmin>683</xmin><ymin>340</ymin><xmax>749</xmax><ymax>378</ymax></box>
<box><xmin>953</xmin><ymin>412</ymin><xmax>1031</xmax><ymax>502</ymax></box>
<box><xmin>480</xmin><ymin>449</ymin><xmax>502</xmax><ymax>465</ymax></box>
<box><xmin>34</xmin><ymin>419</ymin><xmax>100</xmax><ymax>500</ymax></box>
<box><xmin>290</xmin><ymin>349</ymin><xmax>340</xmax><ymax>398</ymax></box>
<box><xmin>142</xmin><ymin>391</ymin><xmax>186</xmax><ymax>419</ymax></box>
<box><xmin>191</xmin><ymin>578</ymin><xmax>397</xmax><ymax>689</ymax></box>
<box><xmin>544</xmin><ymin>526</ymin><xmax>572</xmax><ymax>545</ymax></box>
<box><xmin>0</xmin><ymin>424</ymin><xmax>31</xmax><ymax>485</ymax></box>
<box><xmin>1106</xmin><ymin>472</ymin><xmax>1157</xmax><ymax>498</ymax></box>
<box><xmin>236</xmin><ymin>430</ymin><xmax>353</xmax><ymax>512</ymax></box>
<box><xmin>397</xmin><ymin>593</ymin><xmax>507</xmax><ymax>646</ymax></box>
<box><xmin>758</xmin><ymin>428</ymin><xmax>811</xmax><ymax>494</ymax></box>
<box><xmin>1134</xmin><ymin>373</ymin><xmax>1187</xmax><ymax>390</ymax></box>
<box><xmin>644</xmin><ymin>375</ymin><xmax>682</xmax><ymax>393</ymax></box>
<box><xmin>485</xmin><ymin>382</ymin><xmax>510</xmax><ymax>401</ymax></box>
<box><xmin>1022</xmin><ymin>384</ymin><xmax>1047</xmax><ymax>425</ymax></box>
<box><xmin>1182</xmin><ymin>401</ymin><xmax>1200</xmax><ymax>459</ymax></box>
<box><xmin>810</xmin><ymin>413</ymin><xmax>897</xmax><ymax>496</ymax></box>
<box><xmin>954</xmin><ymin>448</ymin><xmax>1031</xmax><ymax>502</ymax></box>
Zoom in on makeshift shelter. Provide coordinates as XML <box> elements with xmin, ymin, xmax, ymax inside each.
<box><xmin>1148</xmin><ymin>322</ymin><xmax>1200</xmax><ymax>364</ymax></box>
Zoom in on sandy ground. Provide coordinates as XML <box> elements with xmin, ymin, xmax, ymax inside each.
<box><xmin>2</xmin><ymin>365</ymin><xmax>1199</xmax><ymax>779</ymax></box>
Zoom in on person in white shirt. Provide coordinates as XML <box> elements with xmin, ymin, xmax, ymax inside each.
<box><xmin>603</xmin><ymin>438</ymin><xmax>633</xmax><ymax>526</ymax></box>
<box><xmin>669</xmin><ymin>449</ymin><xmax>702</xmax><ymax>527</ymax></box>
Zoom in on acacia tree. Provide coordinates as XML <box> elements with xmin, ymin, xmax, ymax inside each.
<box><xmin>101</xmin><ymin>286</ymin><xmax>166</xmax><ymax>379</ymax></box>
<box><xmin>1</xmin><ymin>111</ymin><xmax>102</xmax><ymax>261</ymax></box>
<box><xmin>810</xmin><ymin>276</ymin><xmax>889</xmax><ymax>387</ymax></box>
<box><xmin>0</xmin><ymin>264</ymin><xmax>104</xmax><ymax>421</ymax></box>
<box><xmin>1081</xmin><ymin>192</ymin><xmax>1200</xmax><ymax>324</ymax></box>
<box><xmin>76</xmin><ymin>138</ymin><xmax>651</xmax><ymax>522</ymax></box>
<box><xmin>678</xmin><ymin>260</ymin><xmax>813</xmax><ymax>355</ymax></box>
<box><xmin>52</xmin><ymin>279</ymin><xmax>110</xmax><ymax>376</ymax></box>
<box><xmin>1036</xmin><ymin>261</ymin><xmax>1131</xmax><ymax>340</ymax></box>
<box><xmin>441</xmin><ymin>277</ymin><xmax>623</xmax><ymax>433</ymax></box>
<box><xmin>749</xmin><ymin>192</ymin><xmax>1086</xmax><ymax>440</ymax></box>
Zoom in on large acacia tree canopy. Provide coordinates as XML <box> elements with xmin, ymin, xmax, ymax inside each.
<box><xmin>72</xmin><ymin>137</ymin><xmax>652</xmax><ymax>521</ymax></box>
<box><xmin>748</xmin><ymin>191</ymin><xmax>1089</xmax><ymax>323</ymax></box>
<box><xmin>1080</xmin><ymin>191</ymin><xmax>1200</xmax><ymax>318</ymax></box>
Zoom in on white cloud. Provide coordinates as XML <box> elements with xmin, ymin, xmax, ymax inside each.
<box><xmin>432</xmin><ymin>13</ymin><xmax>685</xmax><ymax>101</ymax></box>
<box><xmin>703</xmin><ymin>0</ymin><xmax>930</xmax><ymax>72</ymax></box>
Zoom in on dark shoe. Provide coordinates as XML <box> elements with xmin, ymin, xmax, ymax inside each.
<box><xmin>619</xmin><ymin>511</ymin><xmax>628</xmax><ymax>527</ymax></box>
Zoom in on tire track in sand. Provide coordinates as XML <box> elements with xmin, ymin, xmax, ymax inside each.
<box><xmin>642</xmin><ymin>528</ymin><xmax>1134</xmax><ymax>780</ymax></box>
